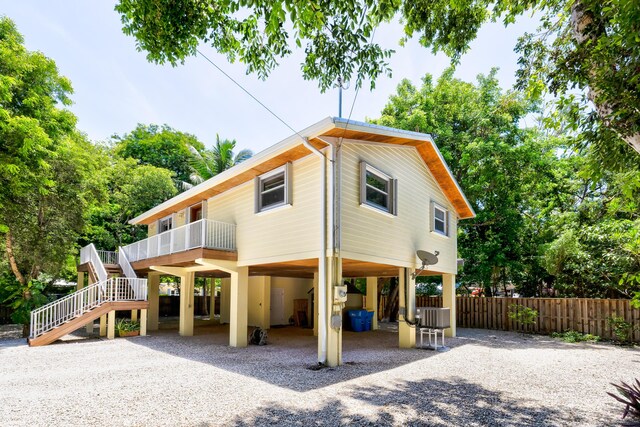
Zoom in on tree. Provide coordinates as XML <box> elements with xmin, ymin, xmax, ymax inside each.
<box><xmin>83</xmin><ymin>154</ymin><xmax>178</xmax><ymax>251</ymax></box>
<box><xmin>113</xmin><ymin>123</ymin><xmax>205</xmax><ymax>186</ymax></box>
<box><xmin>189</xmin><ymin>135</ymin><xmax>253</xmax><ymax>184</ymax></box>
<box><xmin>0</xmin><ymin>17</ymin><xmax>94</xmax><ymax>303</ymax></box>
<box><xmin>373</xmin><ymin>69</ymin><xmax>560</xmax><ymax>296</ymax></box>
<box><xmin>115</xmin><ymin>0</ymin><xmax>640</xmax><ymax>158</ymax></box>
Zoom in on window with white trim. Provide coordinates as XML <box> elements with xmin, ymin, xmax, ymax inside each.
<box><xmin>255</xmin><ymin>163</ymin><xmax>292</xmax><ymax>212</ymax></box>
<box><xmin>159</xmin><ymin>215</ymin><xmax>173</xmax><ymax>233</ymax></box>
<box><xmin>432</xmin><ymin>202</ymin><xmax>449</xmax><ymax>236</ymax></box>
<box><xmin>360</xmin><ymin>162</ymin><xmax>397</xmax><ymax>215</ymax></box>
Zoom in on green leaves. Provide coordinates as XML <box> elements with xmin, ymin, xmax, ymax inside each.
<box><xmin>189</xmin><ymin>134</ymin><xmax>253</xmax><ymax>184</ymax></box>
<box><xmin>112</xmin><ymin>123</ymin><xmax>205</xmax><ymax>185</ymax></box>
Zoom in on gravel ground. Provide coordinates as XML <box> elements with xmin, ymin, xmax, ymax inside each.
<box><xmin>0</xmin><ymin>324</ymin><xmax>637</xmax><ymax>426</ymax></box>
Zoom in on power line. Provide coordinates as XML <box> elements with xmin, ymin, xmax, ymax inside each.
<box><xmin>196</xmin><ymin>48</ymin><xmax>306</xmax><ymax>142</ymax></box>
<box><xmin>339</xmin><ymin>23</ymin><xmax>379</xmax><ymax>143</ymax></box>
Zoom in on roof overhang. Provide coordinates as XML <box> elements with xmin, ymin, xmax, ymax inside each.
<box><xmin>130</xmin><ymin>117</ymin><xmax>475</xmax><ymax>225</ymax></box>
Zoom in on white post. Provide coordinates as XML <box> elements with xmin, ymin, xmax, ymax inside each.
<box><xmin>442</xmin><ymin>273</ymin><xmax>457</xmax><ymax>337</ymax></box>
<box><xmin>398</xmin><ymin>268</ymin><xmax>416</xmax><ymax>348</ymax></box>
<box><xmin>313</xmin><ymin>272</ymin><xmax>319</xmax><ymax>337</ymax></box>
<box><xmin>229</xmin><ymin>267</ymin><xmax>249</xmax><ymax>347</ymax></box>
<box><xmin>147</xmin><ymin>273</ymin><xmax>160</xmax><ymax>331</ymax></box>
<box><xmin>366</xmin><ymin>277</ymin><xmax>378</xmax><ymax>330</ymax></box>
<box><xmin>179</xmin><ymin>272</ymin><xmax>195</xmax><ymax>336</ymax></box>
<box><xmin>140</xmin><ymin>309</ymin><xmax>148</xmax><ymax>336</ymax></box>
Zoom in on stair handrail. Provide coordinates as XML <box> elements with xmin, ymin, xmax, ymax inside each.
<box><xmin>29</xmin><ymin>279</ymin><xmax>106</xmax><ymax>339</ymax></box>
<box><xmin>117</xmin><ymin>246</ymin><xmax>137</xmax><ymax>278</ymax></box>
<box><xmin>29</xmin><ymin>276</ymin><xmax>149</xmax><ymax>340</ymax></box>
<box><xmin>83</xmin><ymin>243</ymin><xmax>108</xmax><ymax>282</ymax></box>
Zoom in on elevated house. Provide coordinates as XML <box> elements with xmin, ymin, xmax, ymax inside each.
<box><xmin>29</xmin><ymin>117</ymin><xmax>474</xmax><ymax>367</ymax></box>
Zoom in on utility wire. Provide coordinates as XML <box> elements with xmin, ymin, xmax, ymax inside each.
<box><xmin>196</xmin><ymin>48</ymin><xmax>306</xmax><ymax>142</ymax></box>
<box><xmin>339</xmin><ymin>22</ymin><xmax>379</xmax><ymax>143</ymax></box>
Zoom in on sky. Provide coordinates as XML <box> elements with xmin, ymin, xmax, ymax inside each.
<box><xmin>2</xmin><ymin>2</ymin><xmax>539</xmax><ymax>153</ymax></box>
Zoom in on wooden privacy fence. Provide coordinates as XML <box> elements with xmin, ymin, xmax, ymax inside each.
<box><xmin>379</xmin><ymin>296</ymin><xmax>640</xmax><ymax>341</ymax></box>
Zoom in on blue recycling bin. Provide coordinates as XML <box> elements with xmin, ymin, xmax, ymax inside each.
<box><xmin>365</xmin><ymin>311</ymin><xmax>375</xmax><ymax>331</ymax></box>
<box><xmin>348</xmin><ymin>310</ymin><xmax>367</xmax><ymax>332</ymax></box>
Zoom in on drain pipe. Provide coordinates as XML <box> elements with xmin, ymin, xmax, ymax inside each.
<box><xmin>300</xmin><ymin>137</ymin><xmax>329</xmax><ymax>364</ymax></box>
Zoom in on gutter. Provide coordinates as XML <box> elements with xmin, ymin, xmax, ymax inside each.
<box><xmin>300</xmin><ymin>136</ymin><xmax>330</xmax><ymax>365</ymax></box>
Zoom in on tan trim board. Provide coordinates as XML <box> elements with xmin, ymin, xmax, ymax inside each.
<box><xmin>131</xmin><ymin>248</ymin><xmax>237</xmax><ymax>271</ymax></box>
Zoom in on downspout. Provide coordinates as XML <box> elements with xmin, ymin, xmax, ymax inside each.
<box><xmin>300</xmin><ymin>137</ymin><xmax>329</xmax><ymax>364</ymax></box>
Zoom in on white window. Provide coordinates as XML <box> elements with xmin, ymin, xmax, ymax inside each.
<box><xmin>255</xmin><ymin>163</ymin><xmax>292</xmax><ymax>213</ymax></box>
<box><xmin>360</xmin><ymin>162</ymin><xmax>397</xmax><ymax>215</ymax></box>
<box><xmin>159</xmin><ymin>215</ymin><xmax>173</xmax><ymax>233</ymax></box>
<box><xmin>432</xmin><ymin>202</ymin><xmax>449</xmax><ymax>236</ymax></box>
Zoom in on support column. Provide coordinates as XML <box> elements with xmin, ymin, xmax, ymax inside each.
<box><xmin>229</xmin><ymin>266</ymin><xmax>249</xmax><ymax>347</ymax></box>
<box><xmin>398</xmin><ymin>268</ymin><xmax>416</xmax><ymax>348</ymax></box>
<box><xmin>85</xmin><ymin>272</ymin><xmax>94</xmax><ymax>334</ymax></box>
<box><xmin>99</xmin><ymin>315</ymin><xmax>107</xmax><ymax>337</ymax></box>
<box><xmin>313</xmin><ymin>272</ymin><xmax>318</xmax><ymax>337</ymax></box>
<box><xmin>442</xmin><ymin>273</ymin><xmax>457</xmax><ymax>337</ymax></box>
<box><xmin>147</xmin><ymin>273</ymin><xmax>160</xmax><ymax>331</ymax></box>
<box><xmin>366</xmin><ymin>277</ymin><xmax>378</xmax><ymax>330</ymax></box>
<box><xmin>209</xmin><ymin>278</ymin><xmax>216</xmax><ymax>321</ymax></box>
<box><xmin>179</xmin><ymin>272</ymin><xmax>195</xmax><ymax>336</ymax></box>
<box><xmin>258</xmin><ymin>276</ymin><xmax>271</xmax><ymax>329</ymax></box>
<box><xmin>140</xmin><ymin>309</ymin><xmax>148</xmax><ymax>336</ymax></box>
<box><xmin>324</xmin><ymin>257</ymin><xmax>342</xmax><ymax>367</ymax></box>
<box><xmin>220</xmin><ymin>278</ymin><xmax>230</xmax><ymax>324</ymax></box>
<box><xmin>107</xmin><ymin>310</ymin><xmax>115</xmax><ymax>340</ymax></box>
<box><xmin>76</xmin><ymin>271</ymin><xmax>84</xmax><ymax>291</ymax></box>
<box><xmin>131</xmin><ymin>310</ymin><xmax>138</xmax><ymax>322</ymax></box>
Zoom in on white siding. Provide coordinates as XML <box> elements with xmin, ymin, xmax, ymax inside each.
<box><xmin>340</xmin><ymin>142</ymin><xmax>458</xmax><ymax>274</ymax></box>
<box><xmin>207</xmin><ymin>154</ymin><xmax>322</xmax><ymax>265</ymax></box>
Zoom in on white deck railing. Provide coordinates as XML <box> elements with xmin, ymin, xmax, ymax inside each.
<box><xmin>122</xmin><ymin>219</ymin><xmax>236</xmax><ymax>263</ymax></box>
<box><xmin>118</xmin><ymin>247</ymin><xmax>137</xmax><ymax>278</ymax></box>
<box><xmin>29</xmin><ymin>277</ymin><xmax>147</xmax><ymax>339</ymax></box>
<box><xmin>97</xmin><ymin>250</ymin><xmax>118</xmax><ymax>265</ymax></box>
<box><xmin>79</xmin><ymin>244</ymin><xmax>108</xmax><ymax>282</ymax></box>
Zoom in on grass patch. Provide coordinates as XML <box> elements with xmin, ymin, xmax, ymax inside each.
<box><xmin>551</xmin><ymin>330</ymin><xmax>600</xmax><ymax>343</ymax></box>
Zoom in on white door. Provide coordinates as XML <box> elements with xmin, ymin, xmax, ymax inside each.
<box><xmin>270</xmin><ymin>288</ymin><xmax>285</xmax><ymax>326</ymax></box>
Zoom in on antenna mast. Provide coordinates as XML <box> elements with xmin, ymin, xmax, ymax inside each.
<box><xmin>334</xmin><ymin>77</ymin><xmax>350</xmax><ymax>118</ymax></box>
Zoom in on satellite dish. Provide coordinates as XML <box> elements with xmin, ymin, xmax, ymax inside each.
<box><xmin>417</xmin><ymin>250</ymin><xmax>439</xmax><ymax>266</ymax></box>
<box><xmin>412</xmin><ymin>250</ymin><xmax>440</xmax><ymax>279</ymax></box>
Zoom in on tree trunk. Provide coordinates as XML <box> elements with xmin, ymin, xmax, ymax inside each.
<box><xmin>5</xmin><ymin>230</ymin><xmax>26</xmax><ymax>286</ymax></box>
<box><xmin>383</xmin><ymin>277</ymin><xmax>399</xmax><ymax>321</ymax></box>
<box><xmin>570</xmin><ymin>0</ymin><xmax>640</xmax><ymax>155</ymax></box>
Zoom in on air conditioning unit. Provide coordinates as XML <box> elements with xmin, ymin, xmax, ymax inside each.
<box><xmin>416</xmin><ymin>307</ymin><xmax>450</xmax><ymax>329</ymax></box>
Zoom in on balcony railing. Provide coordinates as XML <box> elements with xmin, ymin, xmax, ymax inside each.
<box><xmin>122</xmin><ymin>219</ymin><xmax>236</xmax><ymax>263</ymax></box>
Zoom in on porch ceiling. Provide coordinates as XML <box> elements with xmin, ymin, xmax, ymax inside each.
<box><xmin>142</xmin><ymin>258</ymin><xmax>416</xmax><ymax>279</ymax></box>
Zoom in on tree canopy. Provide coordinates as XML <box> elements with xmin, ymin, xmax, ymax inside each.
<box><xmin>373</xmin><ymin>69</ymin><xmax>640</xmax><ymax>299</ymax></box>
<box><xmin>189</xmin><ymin>134</ymin><xmax>253</xmax><ymax>184</ymax></box>
<box><xmin>113</xmin><ymin>123</ymin><xmax>205</xmax><ymax>185</ymax></box>
<box><xmin>115</xmin><ymin>0</ymin><xmax>640</xmax><ymax>158</ymax></box>
<box><xmin>0</xmin><ymin>17</ymin><xmax>248</xmax><ymax>328</ymax></box>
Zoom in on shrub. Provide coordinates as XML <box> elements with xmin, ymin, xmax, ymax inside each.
<box><xmin>608</xmin><ymin>316</ymin><xmax>637</xmax><ymax>344</ymax></box>
<box><xmin>115</xmin><ymin>318</ymin><xmax>140</xmax><ymax>333</ymax></box>
<box><xmin>550</xmin><ymin>330</ymin><xmax>600</xmax><ymax>343</ymax></box>
<box><xmin>608</xmin><ymin>379</ymin><xmax>640</xmax><ymax>423</ymax></box>
<box><xmin>508</xmin><ymin>304</ymin><xmax>538</xmax><ymax>334</ymax></box>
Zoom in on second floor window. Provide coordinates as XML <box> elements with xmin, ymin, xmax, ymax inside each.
<box><xmin>159</xmin><ymin>216</ymin><xmax>173</xmax><ymax>233</ymax></box>
<box><xmin>360</xmin><ymin>162</ymin><xmax>397</xmax><ymax>215</ymax></box>
<box><xmin>432</xmin><ymin>202</ymin><xmax>449</xmax><ymax>236</ymax></box>
<box><xmin>255</xmin><ymin>163</ymin><xmax>292</xmax><ymax>212</ymax></box>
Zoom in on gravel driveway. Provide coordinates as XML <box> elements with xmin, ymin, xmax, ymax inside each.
<box><xmin>0</xmin><ymin>324</ymin><xmax>637</xmax><ymax>426</ymax></box>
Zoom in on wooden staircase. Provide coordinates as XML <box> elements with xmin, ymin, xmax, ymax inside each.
<box><xmin>28</xmin><ymin>244</ymin><xmax>147</xmax><ymax>347</ymax></box>
<box><xmin>29</xmin><ymin>300</ymin><xmax>149</xmax><ymax>347</ymax></box>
